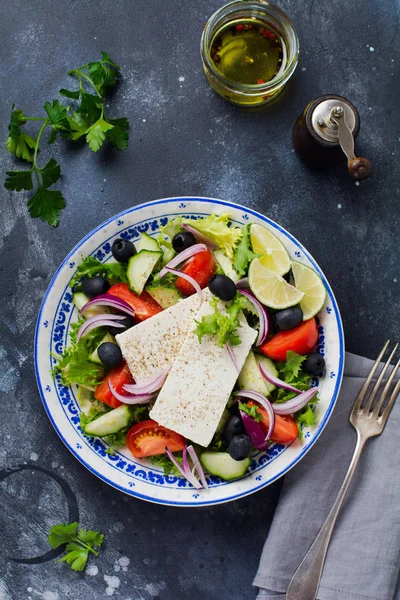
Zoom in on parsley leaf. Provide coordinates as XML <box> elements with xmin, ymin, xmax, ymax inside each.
<box><xmin>69</xmin><ymin>256</ymin><xmax>128</xmax><ymax>288</ymax></box>
<box><xmin>238</xmin><ymin>402</ymin><xmax>263</xmax><ymax>422</ymax></box>
<box><xmin>27</xmin><ymin>186</ymin><xmax>66</xmax><ymax>227</ymax></box>
<box><xmin>106</xmin><ymin>117</ymin><xmax>129</xmax><ymax>150</ymax></box>
<box><xmin>87</xmin><ymin>51</ymin><xmax>120</xmax><ymax>94</ymax></box>
<box><xmin>4</xmin><ymin>53</ymin><xmax>129</xmax><ymax>227</ymax></box>
<box><xmin>40</xmin><ymin>157</ymin><xmax>61</xmax><ymax>187</ymax></box>
<box><xmin>48</xmin><ymin>522</ymin><xmax>104</xmax><ymax>572</ymax></box>
<box><xmin>4</xmin><ymin>169</ymin><xmax>33</xmax><ymax>191</ymax></box>
<box><xmin>86</xmin><ymin>118</ymin><xmax>114</xmax><ymax>152</ymax></box>
<box><xmin>194</xmin><ymin>293</ymin><xmax>247</xmax><ymax>347</ymax></box>
<box><xmin>233</xmin><ymin>223</ymin><xmax>257</xmax><ymax>276</ymax></box>
<box><xmin>77</xmin><ymin>92</ymin><xmax>103</xmax><ymax>121</ymax></box>
<box><xmin>59</xmin><ymin>88</ymin><xmax>81</xmax><ymax>100</ymax></box>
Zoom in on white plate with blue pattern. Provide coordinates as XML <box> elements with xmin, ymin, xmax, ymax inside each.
<box><xmin>35</xmin><ymin>197</ymin><xmax>344</xmax><ymax>506</ymax></box>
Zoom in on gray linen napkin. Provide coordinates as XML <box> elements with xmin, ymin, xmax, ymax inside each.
<box><xmin>254</xmin><ymin>352</ymin><xmax>400</xmax><ymax>600</ymax></box>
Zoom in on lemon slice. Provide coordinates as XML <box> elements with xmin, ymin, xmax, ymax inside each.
<box><xmin>291</xmin><ymin>261</ymin><xmax>327</xmax><ymax>320</ymax></box>
<box><xmin>249</xmin><ymin>258</ymin><xmax>304</xmax><ymax>309</ymax></box>
<box><xmin>250</xmin><ymin>224</ymin><xmax>291</xmax><ymax>276</ymax></box>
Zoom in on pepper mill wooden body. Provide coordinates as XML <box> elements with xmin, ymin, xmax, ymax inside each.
<box><xmin>292</xmin><ymin>94</ymin><xmax>372</xmax><ymax>180</ymax></box>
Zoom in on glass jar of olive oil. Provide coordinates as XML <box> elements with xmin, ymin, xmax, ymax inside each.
<box><xmin>201</xmin><ymin>1</ymin><xmax>299</xmax><ymax>106</ymax></box>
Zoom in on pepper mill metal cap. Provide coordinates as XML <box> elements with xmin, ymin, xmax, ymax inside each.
<box><xmin>293</xmin><ymin>94</ymin><xmax>372</xmax><ymax>180</ymax></box>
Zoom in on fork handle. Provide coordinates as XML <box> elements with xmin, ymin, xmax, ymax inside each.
<box><xmin>286</xmin><ymin>433</ymin><xmax>366</xmax><ymax>600</ymax></box>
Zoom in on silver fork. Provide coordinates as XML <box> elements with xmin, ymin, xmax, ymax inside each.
<box><xmin>286</xmin><ymin>340</ymin><xmax>400</xmax><ymax>600</ymax></box>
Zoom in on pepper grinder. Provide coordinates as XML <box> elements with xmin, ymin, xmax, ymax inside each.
<box><xmin>292</xmin><ymin>94</ymin><xmax>372</xmax><ymax>180</ymax></box>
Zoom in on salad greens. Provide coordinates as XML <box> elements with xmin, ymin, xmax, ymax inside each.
<box><xmin>54</xmin><ymin>211</ymin><xmax>325</xmax><ymax>483</ymax></box>
<box><xmin>157</xmin><ymin>213</ymin><xmax>242</xmax><ymax>262</ymax></box>
<box><xmin>70</xmin><ymin>256</ymin><xmax>128</xmax><ymax>288</ymax></box>
<box><xmin>233</xmin><ymin>223</ymin><xmax>257</xmax><ymax>276</ymax></box>
<box><xmin>48</xmin><ymin>522</ymin><xmax>104</xmax><ymax>572</ymax></box>
<box><xmin>4</xmin><ymin>52</ymin><xmax>129</xmax><ymax>227</ymax></box>
<box><xmin>54</xmin><ymin>326</ymin><xmax>105</xmax><ymax>387</ymax></box>
<box><xmin>239</xmin><ymin>402</ymin><xmax>263</xmax><ymax>422</ymax></box>
<box><xmin>194</xmin><ymin>293</ymin><xmax>248</xmax><ymax>347</ymax></box>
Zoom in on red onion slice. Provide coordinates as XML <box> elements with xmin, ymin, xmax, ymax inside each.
<box><xmin>80</xmin><ymin>294</ymin><xmax>135</xmax><ymax>318</ymax></box>
<box><xmin>237</xmin><ymin>289</ymin><xmax>270</xmax><ymax>346</ymax></box>
<box><xmin>226</xmin><ymin>341</ymin><xmax>239</xmax><ymax>372</ymax></box>
<box><xmin>259</xmin><ymin>362</ymin><xmax>301</xmax><ymax>393</ymax></box>
<box><xmin>159</xmin><ymin>243</ymin><xmax>207</xmax><ymax>278</ymax></box>
<box><xmin>240</xmin><ymin>411</ymin><xmax>269</xmax><ymax>451</ymax></box>
<box><xmin>107</xmin><ymin>380</ymin><xmax>155</xmax><ymax>405</ymax></box>
<box><xmin>165</xmin><ymin>267</ymin><xmax>202</xmax><ymax>304</ymax></box>
<box><xmin>236</xmin><ymin>278</ymin><xmax>250</xmax><ymax>289</ymax></box>
<box><xmin>272</xmin><ymin>387</ymin><xmax>318</xmax><ymax>415</ymax></box>
<box><xmin>181</xmin><ymin>223</ymin><xmax>219</xmax><ymax>250</ymax></box>
<box><xmin>76</xmin><ymin>313</ymin><xmax>126</xmax><ymax>342</ymax></box>
<box><xmin>234</xmin><ymin>390</ymin><xmax>275</xmax><ymax>441</ymax></box>
<box><xmin>187</xmin><ymin>445</ymin><xmax>209</xmax><ymax>490</ymax></box>
<box><xmin>123</xmin><ymin>368</ymin><xmax>170</xmax><ymax>395</ymax></box>
<box><xmin>165</xmin><ymin>446</ymin><xmax>202</xmax><ymax>489</ymax></box>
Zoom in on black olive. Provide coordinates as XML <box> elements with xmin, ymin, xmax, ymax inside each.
<box><xmin>82</xmin><ymin>277</ymin><xmax>110</xmax><ymax>298</ymax></box>
<box><xmin>112</xmin><ymin>238</ymin><xmax>136</xmax><ymax>263</ymax></box>
<box><xmin>223</xmin><ymin>415</ymin><xmax>245</xmax><ymax>442</ymax></box>
<box><xmin>172</xmin><ymin>231</ymin><xmax>197</xmax><ymax>253</ymax></box>
<box><xmin>302</xmin><ymin>352</ymin><xmax>325</xmax><ymax>376</ymax></box>
<box><xmin>228</xmin><ymin>434</ymin><xmax>253</xmax><ymax>461</ymax></box>
<box><xmin>208</xmin><ymin>274</ymin><xmax>237</xmax><ymax>301</ymax></box>
<box><xmin>275</xmin><ymin>307</ymin><xmax>303</xmax><ymax>331</ymax></box>
<box><xmin>97</xmin><ymin>342</ymin><xmax>123</xmax><ymax>370</ymax></box>
<box><xmin>108</xmin><ymin>315</ymin><xmax>135</xmax><ymax>336</ymax></box>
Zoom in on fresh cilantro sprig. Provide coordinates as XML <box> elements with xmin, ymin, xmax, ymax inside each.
<box><xmin>4</xmin><ymin>52</ymin><xmax>129</xmax><ymax>227</ymax></box>
<box><xmin>194</xmin><ymin>293</ymin><xmax>248</xmax><ymax>347</ymax></box>
<box><xmin>48</xmin><ymin>522</ymin><xmax>104</xmax><ymax>572</ymax></box>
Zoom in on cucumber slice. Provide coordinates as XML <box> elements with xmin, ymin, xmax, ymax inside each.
<box><xmin>257</xmin><ymin>355</ymin><xmax>278</xmax><ymax>394</ymax></box>
<box><xmin>238</xmin><ymin>350</ymin><xmax>277</xmax><ymax>395</ymax></box>
<box><xmin>137</xmin><ymin>233</ymin><xmax>161</xmax><ymax>253</ymax></box>
<box><xmin>200</xmin><ymin>452</ymin><xmax>251</xmax><ymax>481</ymax></box>
<box><xmin>146</xmin><ymin>284</ymin><xmax>183</xmax><ymax>309</ymax></box>
<box><xmin>127</xmin><ymin>250</ymin><xmax>162</xmax><ymax>295</ymax></box>
<box><xmin>89</xmin><ymin>332</ymin><xmax>116</xmax><ymax>365</ymax></box>
<box><xmin>84</xmin><ymin>405</ymin><xmax>132</xmax><ymax>436</ymax></box>
<box><xmin>72</xmin><ymin>292</ymin><xmax>110</xmax><ymax>319</ymax></box>
<box><xmin>73</xmin><ymin>292</ymin><xmax>90</xmax><ymax>311</ymax></box>
<box><xmin>214</xmin><ymin>249</ymin><xmax>240</xmax><ymax>283</ymax></box>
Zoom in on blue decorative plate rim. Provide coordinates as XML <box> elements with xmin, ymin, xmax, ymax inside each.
<box><xmin>34</xmin><ymin>196</ymin><xmax>345</xmax><ymax>506</ymax></box>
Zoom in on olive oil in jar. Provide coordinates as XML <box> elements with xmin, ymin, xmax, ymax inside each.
<box><xmin>210</xmin><ymin>19</ymin><xmax>285</xmax><ymax>86</ymax></box>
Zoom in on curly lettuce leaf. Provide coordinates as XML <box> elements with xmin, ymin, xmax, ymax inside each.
<box><xmin>182</xmin><ymin>213</ymin><xmax>242</xmax><ymax>259</ymax></box>
<box><xmin>194</xmin><ymin>293</ymin><xmax>247</xmax><ymax>347</ymax></box>
<box><xmin>232</xmin><ymin>223</ymin><xmax>257</xmax><ymax>276</ymax></box>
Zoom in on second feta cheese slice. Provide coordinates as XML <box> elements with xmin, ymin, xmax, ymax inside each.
<box><xmin>150</xmin><ymin>301</ymin><xmax>257</xmax><ymax>447</ymax></box>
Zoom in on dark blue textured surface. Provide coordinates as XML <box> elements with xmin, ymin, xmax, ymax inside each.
<box><xmin>0</xmin><ymin>1</ymin><xmax>399</xmax><ymax>599</ymax></box>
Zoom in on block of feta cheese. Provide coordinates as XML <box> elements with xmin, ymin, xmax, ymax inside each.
<box><xmin>115</xmin><ymin>289</ymin><xmax>211</xmax><ymax>384</ymax></box>
<box><xmin>149</xmin><ymin>301</ymin><xmax>257</xmax><ymax>447</ymax></box>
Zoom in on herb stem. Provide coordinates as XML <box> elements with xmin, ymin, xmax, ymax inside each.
<box><xmin>74</xmin><ymin>537</ymin><xmax>99</xmax><ymax>556</ymax></box>
<box><xmin>76</xmin><ymin>71</ymin><xmax>102</xmax><ymax>98</ymax></box>
<box><xmin>33</xmin><ymin>120</ymin><xmax>49</xmax><ymax>168</ymax></box>
<box><xmin>26</xmin><ymin>117</ymin><xmax>47</xmax><ymax>122</ymax></box>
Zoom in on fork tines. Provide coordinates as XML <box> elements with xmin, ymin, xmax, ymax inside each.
<box><xmin>352</xmin><ymin>340</ymin><xmax>400</xmax><ymax>422</ymax></box>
